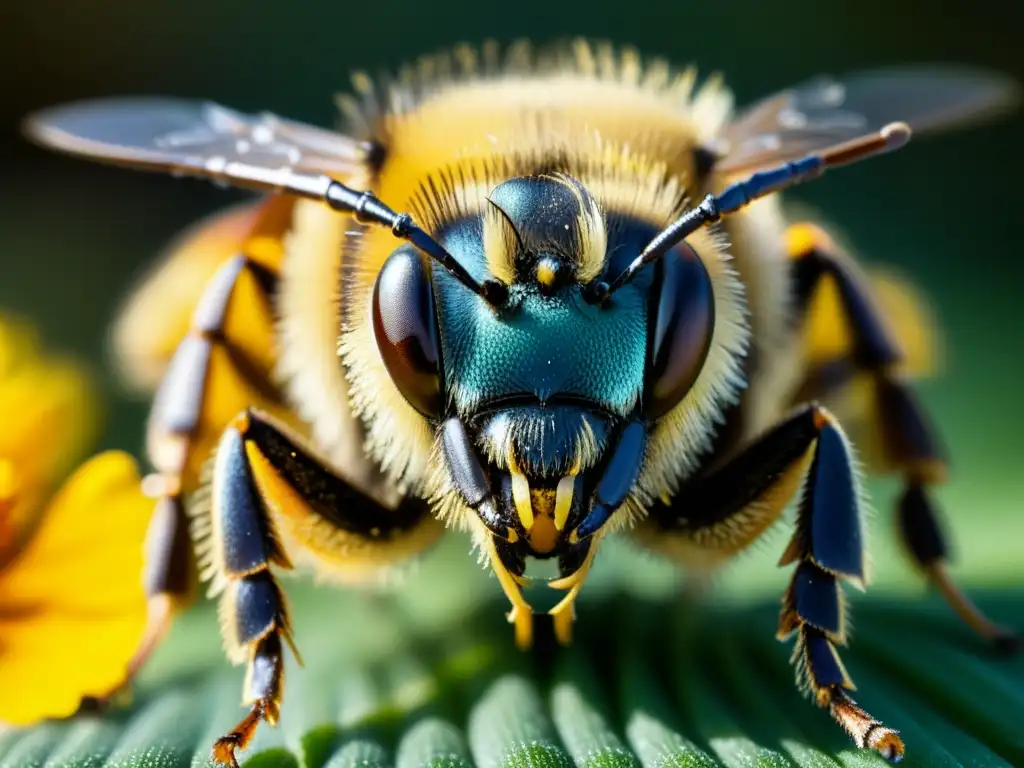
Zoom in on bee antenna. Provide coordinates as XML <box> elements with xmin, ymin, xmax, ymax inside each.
<box><xmin>592</xmin><ymin>122</ymin><xmax>911</xmax><ymax>302</ymax></box>
<box><xmin>325</xmin><ymin>181</ymin><xmax>508</xmax><ymax>306</ymax></box>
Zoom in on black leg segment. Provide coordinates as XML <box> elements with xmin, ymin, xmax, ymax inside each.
<box><xmin>789</xmin><ymin>242</ymin><xmax>902</xmax><ymax>370</ymax></box>
<box><xmin>647</xmin><ymin>401</ymin><xmax>902</xmax><ymax>761</ymax></box>
<box><xmin>779</xmin><ymin>561</ymin><xmax>844</xmax><ymax>641</ymax></box>
<box><xmin>898</xmin><ymin>483</ymin><xmax>1018</xmax><ymax>652</ymax></box>
<box><xmin>645</xmin><ymin>404</ymin><xmax>821</xmax><ymax>555</ymax></box>
<box><xmin>787</xmin><ymin>419</ymin><xmax>865</xmax><ymax>585</ymax></box>
<box><xmin>201</xmin><ymin>409</ymin><xmax>440</xmax><ymax>767</ymax></box>
<box><xmin>208</xmin><ymin>423</ymin><xmax>291</xmax><ymax>583</ymax></box>
<box><xmin>787</xmin><ymin>221</ymin><xmax>1017</xmax><ymax>651</ymax></box>
<box><xmin>107</xmin><ymin>252</ymin><xmax>286</xmax><ymax>704</ymax></box>
<box><xmin>241</xmin><ymin>414</ymin><xmax>429</xmax><ymax>538</ymax></box>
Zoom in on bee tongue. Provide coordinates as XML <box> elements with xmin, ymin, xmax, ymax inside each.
<box><xmin>500</xmin><ymin>458</ymin><xmax>582</xmax><ymax>554</ymax></box>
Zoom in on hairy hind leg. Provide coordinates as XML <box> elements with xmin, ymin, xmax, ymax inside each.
<box><xmin>639</xmin><ymin>403</ymin><xmax>902</xmax><ymax>761</ymax></box>
<box><xmin>105</xmin><ymin>197</ymin><xmax>299</xmax><ymax>700</ymax></box>
<box><xmin>786</xmin><ymin>222</ymin><xmax>1016</xmax><ymax>651</ymax></box>
<box><xmin>121</xmin><ymin>248</ymin><xmax>292</xmax><ymax>694</ymax></box>
<box><xmin>201</xmin><ymin>409</ymin><xmax>441</xmax><ymax>767</ymax></box>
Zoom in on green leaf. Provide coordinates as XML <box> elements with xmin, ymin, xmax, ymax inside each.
<box><xmin>1</xmin><ymin>537</ymin><xmax>1021</xmax><ymax>768</ymax></box>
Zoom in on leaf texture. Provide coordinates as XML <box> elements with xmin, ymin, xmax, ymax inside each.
<box><xmin>1</xmin><ymin>539</ymin><xmax>1021</xmax><ymax>768</ymax></box>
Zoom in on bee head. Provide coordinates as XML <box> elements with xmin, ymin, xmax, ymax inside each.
<box><xmin>371</xmin><ymin>173</ymin><xmax>717</xmax><ymax>554</ymax></box>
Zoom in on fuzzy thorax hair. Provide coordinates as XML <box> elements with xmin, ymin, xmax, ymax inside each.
<box><xmin>320</xmin><ymin>42</ymin><xmax>753</xmax><ymax>533</ymax></box>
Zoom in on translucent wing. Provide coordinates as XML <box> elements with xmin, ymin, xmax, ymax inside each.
<box><xmin>23</xmin><ymin>97</ymin><xmax>373</xmax><ymax>190</ymax></box>
<box><xmin>24</xmin><ymin>96</ymin><xmax>498</xmax><ymax>303</ymax></box>
<box><xmin>714</xmin><ymin>66</ymin><xmax>1020</xmax><ymax>174</ymax></box>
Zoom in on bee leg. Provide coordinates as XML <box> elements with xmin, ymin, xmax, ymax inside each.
<box><xmin>212</xmin><ymin>634</ymin><xmax>287</xmax><ymax>768</ymax></box>
<box><xmin>787</xmin><ymin>222</ymin><xmax>1017</xmax><ymax>651</ymax></box>
<box><xmin>203</xmin><ymin>409</ymin><xmax>438</xmax><ymax>767</ymax></box>
<box><xmin>898</xmin><ymin>484</ymin><xmax>1016</xmax><ymax>652</ymax></box>
<box><xmin>115</xmin><ymin>252</ymin><xmax>289</xmax><ymax>701</ymax></box>
<box><xmin>775</xmin><ymin>406</ymin><xmax>904</xmax><ymax>763</ymax></box>
<box><xmin>96</xmin><ymin>252</ymin><xmax>286</xmax><ymax>703</ymax></box>
<box><xmin>125</xmin><ymin>494</ymin><xmax>193</xmax><ymax>678</ymax></box>
<box><xmin>204</xmin><ymin>413</ymin><xmax>294</xmax><ymax>768</ymax></box>
<box><xmin>646</xmin><ymin>404</ymin><xmax>903</xmax><ymax>761</ymax></box>
<box><xmin>885</xmin><ymin>390</ymin><xmax>1018</xmax><ymax>651</ymax></box>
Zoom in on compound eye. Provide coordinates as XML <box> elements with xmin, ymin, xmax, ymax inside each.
<box><xmin>645</xmin><ymin>242</ymin><xmax>715</xmax><ymax>421</ymax></box>
<box><xmin>372</xmin><ymin>246</ymin><xmax>443</xmax><ymax>419</ymax></box>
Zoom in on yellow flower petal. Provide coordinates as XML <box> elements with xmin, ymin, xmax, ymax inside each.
<box><xmin>0</xmin><ymin>451</ymin><xmax>151</xmax><ymax>726</ymax></box>
<box><xmin>0</xmin><ymin>316</ymin><xmax>101</xmax><ymax>560</ymax></box>
<box><xmin>0</xmin><ymin>314</ymin><xmax>42</xmax><ymax>379</ymax></box>
<box><xmin>0</xmin><ymin>471</ymin><xmax>46</xmax><ymax>569</ymax></box>
<box><xmin>0</xmin><ymin>356</ymin><xmax>99</xmax><ymax>496</ymax></box>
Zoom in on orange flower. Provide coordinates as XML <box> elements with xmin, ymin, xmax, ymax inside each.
<box><xmin>0</xmin><ymin>315</ymin><xmax>151</xmax><ymax>726</ymax></box>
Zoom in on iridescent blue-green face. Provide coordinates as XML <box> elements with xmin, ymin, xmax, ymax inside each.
<box><xmin>371</xmin><ymin>174</ymin><xmax>715</xmax><ymax>559</ymax></box>
<box><xmin>433</xmin><ymin>212</ymin><xmax>657</xmax><ymax>465</ymax></box>
<box><xmin>435</xmin><ymin>219</ymin><xmax>652</xmax><ymax>416</ymax></box>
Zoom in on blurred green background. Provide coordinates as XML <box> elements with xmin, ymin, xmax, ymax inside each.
<box><xmin>2</xmin><ymin>0</ymin><xmax>1022</xmax><ymax>600</ymax></box>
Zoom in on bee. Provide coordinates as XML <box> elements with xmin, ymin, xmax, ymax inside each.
<box><xmin>24</xmin><ymin>39</ymin><xmax>1019</xmax><ymax>766</ymax></box>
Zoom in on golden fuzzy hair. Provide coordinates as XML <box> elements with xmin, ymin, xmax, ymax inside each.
<box><xmin>260</xmin><ymin>40</ymin><xmax>799</xmax><ymax>542</ymax></box>
<box><xmin>481</xmin><ymin>171</ymin><xmax>607</xmax><ymax>286</ymax></box>
<box><xmin>334</xmin><ymin>41</ymin><xmax>743</xmax><ymax>506</ymax></box>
